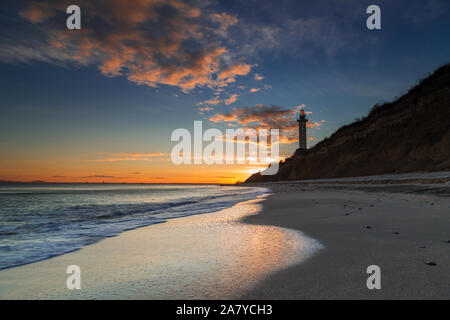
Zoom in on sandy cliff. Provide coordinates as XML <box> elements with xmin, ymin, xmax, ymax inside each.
<box><xmin>246</xmin><ymin>64</ymin><xmax>450</xmax><ymax>182</ymax></box>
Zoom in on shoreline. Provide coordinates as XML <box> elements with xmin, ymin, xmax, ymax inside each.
<box><xmin>1</xmin><ymin>181</ymin><xmax>449</xmax><ymax>299</ymax></box>
<box><xmin>0</xmin><ymin>185</ymin><xmax>268</xmax><ymax>271</ymax></box>
<box><xmin>239</xmin><ymin>182</ymin><xmax>450</xmax><ymax>299</ymax></box>
<box><xmin>0</xmin><ymin>194</ymin><xmax>317</xmax><ymax>299</ymax></box>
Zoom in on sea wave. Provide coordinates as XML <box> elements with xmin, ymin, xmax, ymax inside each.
<box><xmin>0</xmin><ymin>185</ymin><xmax>268</xmax><ymax>270</ymax></box>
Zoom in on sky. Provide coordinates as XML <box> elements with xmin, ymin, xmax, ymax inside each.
<box><xmin>0</xmin><ymin>0</ymin><xmax>449</xmax><ymax>183</ymax></box>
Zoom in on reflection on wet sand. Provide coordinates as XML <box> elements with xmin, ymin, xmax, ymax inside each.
<box><xmin>0</xmin><ymin>196</ymin><xmax>322</xmax><ymax>299</ymax></box>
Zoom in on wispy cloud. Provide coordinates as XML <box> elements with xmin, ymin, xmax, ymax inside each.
<box><xmin>210</xmin><ymin>12</ymin><xmax>238</xmax><ymax>34</ymax></box>
<box><xmin>197</xmin><ymin>106</ymin><xmax>214</xmax><ymax>114</ymax></box>
<box><xmin>85</xmin><ymin>152</ymin><xmax>168</xmax><ymax>162</ymax></box>
<box><xmin>224</xmin><ymin>94</ymin><xmax>239</xmax><ymax>105</ymax></box>
<box><xmin>228</xmin><ymin>1</ymin><xmax>381</xmax><ymax>59</ymax></box>
<box><xmin>83</xmin><ymin>175</ymin><xmax>116</xmax><ymax>178</ymax></box>
<box><xmin>198</xmin><ymin>93</ymin><xmax>239</xmax><ymax>106</ymax></box>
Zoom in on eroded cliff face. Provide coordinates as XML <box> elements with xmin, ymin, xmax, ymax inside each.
<box><xmin>245</xmin><ymin>64</ymin><xmax>450</xmax><ymax>183</ymax></box>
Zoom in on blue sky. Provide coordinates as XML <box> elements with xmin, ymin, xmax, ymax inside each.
<box><xmin>0</xmin><ymin>0</ymin><xmax>449</xmax><ymax>182</ymax></box>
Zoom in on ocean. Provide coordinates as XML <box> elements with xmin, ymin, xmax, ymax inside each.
<box><xmin>0</xmin><ymin>184</ymin><xmax>268</xmax><ymax>270</ymax></box>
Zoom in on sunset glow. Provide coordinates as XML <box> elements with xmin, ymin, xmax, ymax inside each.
<box><xmin>1</xmin><ymin>1</ymin><xmax>449</xmax><ymax>184</ymax></box>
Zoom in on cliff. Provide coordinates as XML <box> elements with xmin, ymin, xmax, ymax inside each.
<box><xmin>245</xmin><ymin>63</ymin><xmax>450</xmax><ymax>183</ymax></box>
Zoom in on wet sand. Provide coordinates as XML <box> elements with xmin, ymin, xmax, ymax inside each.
<box><xmin>0</xmin><ymin>197</ymin><xmax>320</xmax><ymax>299</ymax></box>
<box><xmin>240</xmin><ymin>183</ymin><xmax>450</xmax><ymax>299</ymax></box>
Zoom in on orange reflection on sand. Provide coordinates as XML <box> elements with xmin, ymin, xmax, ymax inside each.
<box><xmin>0</xmin><ymin>197</ymin><xmax>321</xmax><ymax>299</ymax></box>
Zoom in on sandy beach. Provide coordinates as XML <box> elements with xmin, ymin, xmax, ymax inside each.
<box><xmin>0</xmin><ymin>179</ymin><xmax>449</xmax><ymax>299</ymax></box>
<box><xmin>241</xmin><ymin>181</ymin><xmax>450</xmax><ymax>299</ymax></box>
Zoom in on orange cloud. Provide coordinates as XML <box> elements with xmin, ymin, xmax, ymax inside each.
<box><xmin>217</xmin><ymin>64</ymin><xmax>252</xmax><ymax>82</ymax></box>
<box><xmin>210</xmin><ymin>13</ymin><xmax>238</xmax><ymax>30</ymax></box>
<box><xmin>307</xmin><ymin>121</ymin><xmax>322</xmax><ymax>129</ymax></box>
<box><xmin>198</xmin><ymin>106</ymin><xmax>214</xmax><ymax>112</ymax></box>
<box><xmin>224</xmin><ymin>94</ymin><xmax>239</xmax><ymax>105</ymax></box>
<box><xmin>19</xmin><ymin>2</ymin><xmax>56</xmax><ymax>23</ymax></box>
<box><xmin>14</xmin><ymin>1</ymin><xmax>250</xmax><ymax>93</ymax></box>
<box><xmin>201</xmin><ymin>96</ymin><xmax>222</xmax><ymax>106</ymax></box>
<box><xmin>249</xmin><ymin>88</ymin><xmax>261</xmax><ymax>93</ymax></box>
<box><xmin>199</xmin><ymin>93</ymin><xmax>239</xmax><ymax>106</ymax></box>
<box><xmin>209</xmin><ymin>104</ymin><xmax>324</xmax><ymax>144</ymax></box>
<box><xmin>209</xmin><ymin>114</ymin><xmax>239</xmax><ymax>123</ymax></box>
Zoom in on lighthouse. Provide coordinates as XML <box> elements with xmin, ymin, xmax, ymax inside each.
<box><xmin>297</xmin><ymin>110</ymin><xmax>308</xmax><ymax>150</ymax></box>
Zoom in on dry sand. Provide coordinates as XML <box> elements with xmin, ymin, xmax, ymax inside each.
<box><xmin>240</xmin><ymin>182</ymin><xmax>450</xmax><ymax>299</ymax></box>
